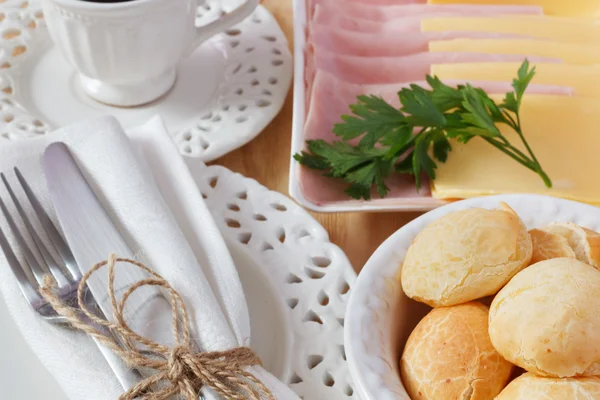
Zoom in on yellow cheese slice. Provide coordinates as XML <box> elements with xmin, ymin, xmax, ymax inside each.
<box><xmin>432</xmin><ymin>95</ymin><xmax>600</xmax><ymax>204</ymax></box>
<box><xmin>422</xmin><ymin>17</ymin><xmax>600</xmax><ymax>44</ymax></box>
<box><xmin>430</xmin><ymin>63</ymin><xmax>600</xmax><ymax>99</ymax></box>
<box><xmin>429</xmin><ymin>39</ymin><xmax>600</xmax><ymax>66</ymax></box>
<box><xmin>427</xmin><ymin>0</ymin><xmax>600</xmax><ymax>17</ymax></box>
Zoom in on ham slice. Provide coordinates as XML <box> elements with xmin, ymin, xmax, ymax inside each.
<box><xmin>307</xmin><ymin>0</ymin><xmax>426</xmax><ymax>19</ymax></box>
<box><xmin>312</xmin><ymin>5</ymin><xmax>541</xmax><ymax>33</ymax></box>
<box><xmin>308</xmin><ymin>24</ymin><xmax>524</xmax><ymax>57</ymax></box>
<box><xmin>299</xmin><ymin>71</ymin><xmax>574</xmax><ymax>204</ymax></box>
<box><xmin>311</xmin><ymin>0</ymin><xmax>424</xmax><ymax>5</ymax></box>
<box><xmin>313</xmin><ymin>8</ymin><xmax>419</xmax><ymax>33</ymax></box>
<box><xmin>308</xmin><ymin>47</ymin><xmax>561</xmax><ymax>85</ymax></box>
<box><xmin>314</xmin><ymin>1</ymin><xmax>543</xmax><ymax>22</ymax></box>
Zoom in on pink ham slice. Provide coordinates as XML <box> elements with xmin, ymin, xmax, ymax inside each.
<box><xmin>307</xmin><ymin>0</ymin><xmax>426</xmax><ymax>19</ymax></box>
<box><xmin>308</xmin><ymin>24</ymin><xmax>523</xmax><ymax>57</ymax></box>
<box><xmin>307</xmin><ymin>47</ymin><xmax>561</xmax><ymax>86</ymax></box>
<box><xmin>313</xmin><ymin>1</ymin><xmax>542</xmax><ymax>22</ymax></box>
<box><xmin>299</xmin><ymin>71</ymin><xmax>573</xmax><ymax>205</ymax></box>
<box><xmin>304</xmin><ymin>47</ymin><xmax>559</xmax><ymax>108</ymax></box>
<box><xmin>312</xmin><ymin>5</ymin><xmax>540</xmax><ymax>33</ymax></box>
<box><xmin>313</xmin><ymin>8</ymin><xmax>535</xmax><ymax>34</ymax></box>
<box><xmin>312</xmin><ymin>10</ymin><xmax>432</xmax><ymax>33</ymax></box>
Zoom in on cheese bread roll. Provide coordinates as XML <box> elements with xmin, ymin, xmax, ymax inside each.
<box><xmin>401</xmin><ymin>203</ymin><xmax>532</xmax><ymax>307</ymax></box>
<box><xmin>401</xmin><ymin>302</ymin><xmax>513</xmax><ymax>400</ymax></box>
<box><xmin>489</xmin><ymin>258</ymin><xmax>600</xmax><ymax>377</ymax></box>
<box><xmin>529</xmin><ymin>228</ymin><xmax>576</xmax><ymax>264</ymax></box>
<box><xmin>496</xmin><ymin>373</ymin><xmax>600</xmax><ymax>400</ymax></box>
<box><xmin>536</xmin><ymin>223</ymin><xmax>600</xmax><ymax>268</ymax></box>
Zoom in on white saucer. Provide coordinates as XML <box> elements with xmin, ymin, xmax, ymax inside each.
<box><xmin>0</xmin><ymin>0</ymin><xmax>292</xmax><ymax>161</ymax></box>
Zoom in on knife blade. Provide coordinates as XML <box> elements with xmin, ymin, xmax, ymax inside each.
<box><xmin>42</xmin><ymin>142</ymin><xmax>149</xmax><ymax>391</ymax></box>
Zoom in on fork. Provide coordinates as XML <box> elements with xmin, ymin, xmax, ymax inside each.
<box><xmin>0</xmin><ymin>167</ymin><xmax>141</xmax><ymax>390</ymax></box>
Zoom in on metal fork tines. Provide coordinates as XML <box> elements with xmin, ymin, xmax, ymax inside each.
<box><xmin>0</xmin><ymin>167</ymin><xmax>82</xmax><ymax>321</ymax></box>
<box><xmin>0</xmin><ymin>166</ymin><xmax>143</xmax><ymax>390</ymax></box>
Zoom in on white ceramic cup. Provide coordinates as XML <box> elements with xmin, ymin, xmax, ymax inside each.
<box><xmin>41</xmin><ymin>0</ymin><xmax>259</xmax><ymax>106</ymax></box>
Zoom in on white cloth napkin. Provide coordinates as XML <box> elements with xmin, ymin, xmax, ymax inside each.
<box><xmin>0</xmin><ymin>116</ymin><xmax>299</xmax><ymax>400</ymax></box>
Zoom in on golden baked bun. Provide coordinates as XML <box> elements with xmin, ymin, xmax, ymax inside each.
<box><xmin>401</xmin><ymin>203</ymin><xmax>532</xmax><ymax>307</ymax></box>
<box><xmin>489</xmin><ymin>258</ymin><xmax>600</xmax><ymax>377</ymax></box>
<box><xmin>401</xmin><ymin>302</ymin><xmax>513</xmax><ymax>400</ymax></box>
<box><xmin>496</xmin><ymin>373</ymin><xmax>600</xmax><ymax>400</ymax></box>
<box><xmin>529</xmin><ymin>228</ymin><xmax>576</xmax><ymax>264</ymax></box>
<box><xmin>538</xmin><ymin>223</ymin><xmax>600</xmax><ymax>268</ymax></box>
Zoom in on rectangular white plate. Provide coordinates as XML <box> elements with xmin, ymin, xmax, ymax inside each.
<box><xmin>288</xmin><ymin>0</ymin><xmax>448</xmax><ymax>213</ymax></box>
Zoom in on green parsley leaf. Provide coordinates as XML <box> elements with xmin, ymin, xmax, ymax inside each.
<box><xmin>514</xmin><ymin>59</ymin><xmax>536</xmax><ymax>105</ymax></box>
<box><xmin>398</xmin><ymin>84</ymin><xmax>447</xmax><ymax>128</ymax></box>
<box><xmin>412</xmin><ymin>130</ymin><xmax>438</xmax><ymax>189</ymax></box>
<box><xmin>333</xmin><ymin>95</ymin><xmax>405</xmax><ymax>147</ymax></box>
<box><xmin>460</xmin><ymin>84</ymin><xmax>502</xmax><ymax>137</ymax></box>
<box><xmin>502</xmin><ymin>59</ymin><xmax>535</xmax><ymax>113</ymax></box>
<box><xmin>344</xmin><ymin>161</ymin><xmax>378</xmax><ymax>187</ymax></box>
<box><xmin>374</xmin><ymin>158</ymin><xmax>394</xmax><ymax>198</ymax></box>
<box><xmin>293</xmin><ymin>151</ymin><xmax>330</xmax><ymax>170</ymax></box>
<box><xmin>345</xmin><ymin>183</ymin><xmax>372</xmax><ymax>200</ymax></box>
<box><xmin>503</xmin><ymin>91</ymin><xmax>518</xmax><ymax>114</ymax></box>
<box><xmin>395</xmin><ymin>153</ymin><xmax>415</xmax><ymax>174</ymax></box>
<box><xmin>431</xmin><ymin>129</ymin><xmax>452</xmax><ymax>162</ymax></box>
<box><xmin>426</xmin><ymin>75</ymin><xmax>464</xmax><ymax>112</ymax></box>
<box><xmin>382</xmin><ymin>125</ymin><xmax>414</xmax><ymax>159</ymax></box>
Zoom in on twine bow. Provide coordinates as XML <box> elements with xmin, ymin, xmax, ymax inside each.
<box><xmin>39</xmin><ymin>254</ymin><xmax>273</xmax><ymax>400</ymax></box>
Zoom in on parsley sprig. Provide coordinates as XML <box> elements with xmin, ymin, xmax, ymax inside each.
<box><xmin>294</xmin><ymin>60</ymin><xmax>552</xmax><ymax>200</ymax></box>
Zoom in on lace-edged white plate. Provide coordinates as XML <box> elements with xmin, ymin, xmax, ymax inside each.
<box><xmin>0</xmin><ymin>0</ymin><xmax>291</xmax><ymax>161</ymax></box>
<box><xmin>189</xmin><ymin>161</ymin><xmax>359</xmax><ymax>399</ymax></box>
<box><xmin>345</xmin><ymin>194</ymin><xmax>600</xmax><ymax>400</ymax></box>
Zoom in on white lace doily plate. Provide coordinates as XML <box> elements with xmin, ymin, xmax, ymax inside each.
<box><xmin>0</xmin><ymin>160</ymin><xmax>359</xmax><ymax>400</ymax></box>
<box><xmin>191</xmin><ymin>162</ymin><xmax>358</xmax><ymax>399</ymax></box>
<box><xmin>0</xmin><ymin>0</ymin><xmax>291</xmax><ymax>161</ymax></box>
<box><xmin>345</xmin><ymin>194</ymin><xmax>600</xmax><ymax>400</ymax></box>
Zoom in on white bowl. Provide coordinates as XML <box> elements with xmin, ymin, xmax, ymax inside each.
<box><xmin>344</xmin><ymin>194</ymin><xmax>600</xmax><ymax>400</ymax></box>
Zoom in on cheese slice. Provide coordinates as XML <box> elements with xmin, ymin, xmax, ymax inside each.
<box><xmin>422</xmin><ymin>16</ymin><xmax>600</xmax><ymax>44</ymax></box>
<box><xmin>427</xmin><ymin>0</ymin><xmax>600</xmax><ymax>17</ymax></box>
<box><xmin>432</xmin><ymin>95</ymin><xmax>600</xmax><ymax>204</ymax></box>
<box><xmin>429</xmin><ymin>39</ymin><xmax>600</xmax><ymax>66</ymax></box>
<box><xmin>430</xmin><ymin>63</ymin><xmax>600</xmax><ymax>99</ymax></box>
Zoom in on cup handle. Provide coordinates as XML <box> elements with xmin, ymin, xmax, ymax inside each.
<box><xmin>187</xmin><ymin>0</ymin><xmax>259</xmax><ymax>54</ymax></box>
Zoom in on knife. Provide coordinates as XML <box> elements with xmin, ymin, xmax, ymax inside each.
<box><xmin>43</xmin><ymin>143</ymin><xmax>151</xmax><ymax>392</ymax></box>
<box><xmin>43</xmin><ymin>142</ymin><xmax>218</xmax><ymax>400</ymax></box>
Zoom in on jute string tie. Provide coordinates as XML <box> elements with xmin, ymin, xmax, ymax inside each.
<box><xmin>39</xmin><ymin>254</ymin><xmax>274</xmax><ymax>400</ymax></box>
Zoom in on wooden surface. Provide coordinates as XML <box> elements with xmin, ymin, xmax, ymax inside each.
<box><xmin>212</xmin><ymin>0</ymin><xmax>422</xmax><ymax>273</ymax></box>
